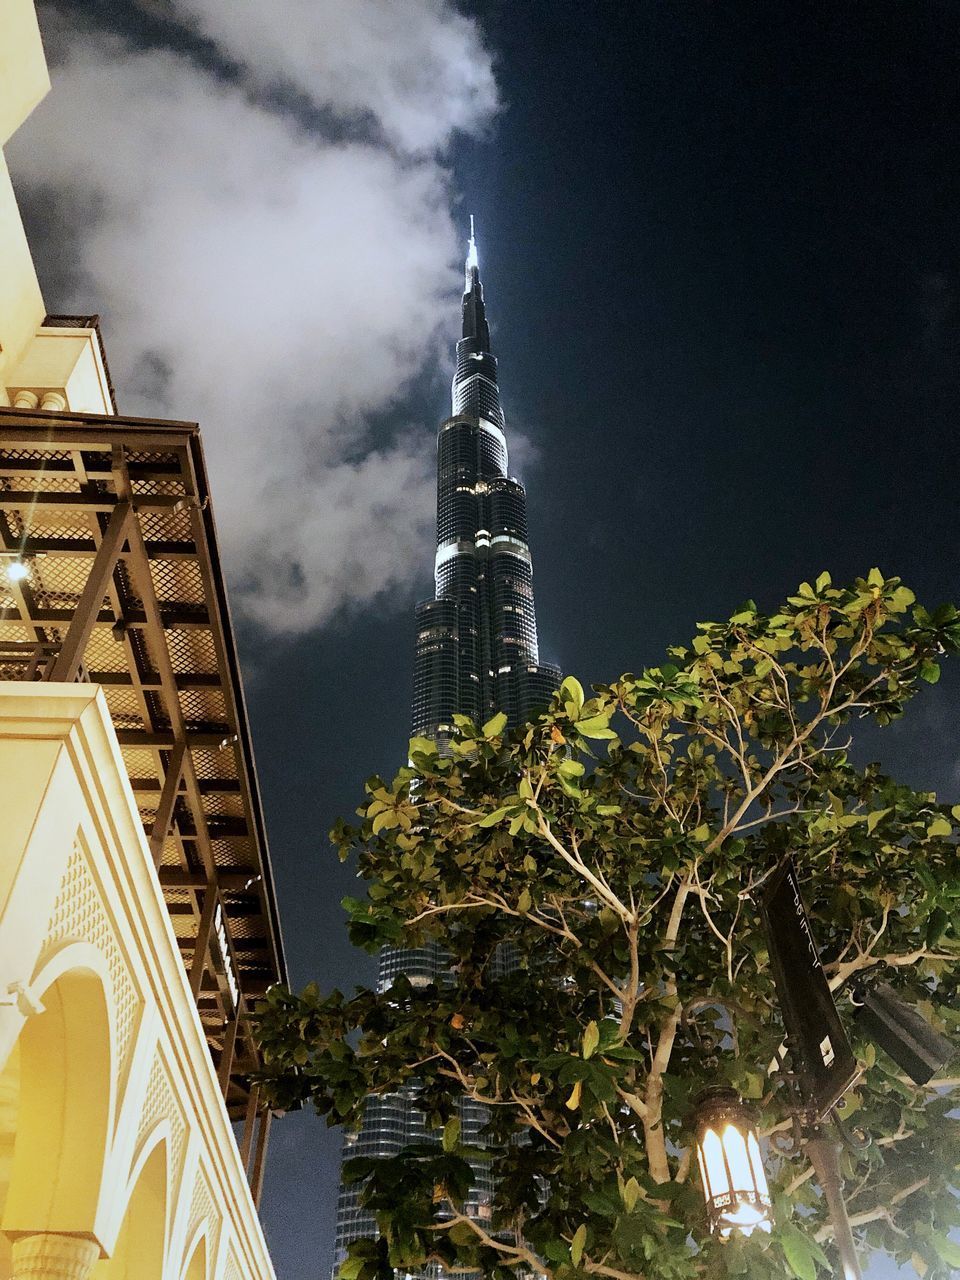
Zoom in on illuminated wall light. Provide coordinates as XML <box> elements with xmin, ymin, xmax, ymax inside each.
<box><xmin>5</xmin><ymin>560</ymin><xmax>29</xmax><ymax>583</ymax></box>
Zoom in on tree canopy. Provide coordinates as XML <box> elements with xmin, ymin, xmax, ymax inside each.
<box><xmin>256</xmin><ymin>570</ymin><xmax>960</xmax><ymax>1280</ymax></box>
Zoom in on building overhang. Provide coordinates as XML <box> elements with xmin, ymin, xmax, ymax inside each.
<box><xmin>0</xmin><ymin>405</ymin><xmax>286</xmax><ymax>1119</ymax></box>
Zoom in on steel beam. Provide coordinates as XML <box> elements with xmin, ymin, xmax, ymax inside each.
<box><xmin>217</xmin><ymin>1013</ymin><xmax>240</xmax><ymax>1096</ymax></box>
<box><xmin>160</xmin><ymin>867</ymin><xmax>257</xmax><ymax>890</ymax></box>
<box><xmin>251</xmin><ymin>1108</ymin><xmax>272</xmax><ymax>1208</ymax></box>
<box><xmin>47</xmin><ymin>501</ymin><xmax>133</xmax><ymax>682</ymax></box>
<box><xmin>149</xmin><ymin>740</ymin><xmax>186</xmax><ymax>865</ymax></box>
<box><xmin>189</xmin><ymin>886</ymin><xmax>219</xmax><ymax>999</ymax></box>
<box><xmin>239</xmin><ymin>1085</ymin><xmax>260</xmax><ymax>1171</ymax></box>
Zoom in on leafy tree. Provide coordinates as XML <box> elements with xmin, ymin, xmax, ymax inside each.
<box><xmin>256</xmin><ymin>571</ymin><xmax>960</xmax><ymax>1280</ymax></box>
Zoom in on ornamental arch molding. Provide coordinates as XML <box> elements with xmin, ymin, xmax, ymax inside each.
<box><xmin>3</xmin><ymin>957</ymin><xmax>113</xmax><ymax>1238</ymax></box>
<box><xmin>94</xmin><ymin>1137</ymin><xmax>167</xmax><ymax>1280</ymax></box>
<box><xmin>180</xmin><ymin>1224</ymin><xmax>210</xmax><ymax>1280</ymax></box>
<box><xmin>0</xmin><ymin>684</ymin><xmax>277</xmax><ymax>1279</ymax></box>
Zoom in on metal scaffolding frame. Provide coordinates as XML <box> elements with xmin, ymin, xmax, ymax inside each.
<box><xmin>0</xmin><ymin>404</ymin><xmax>286</xmax><ymax>1197</ymax></box>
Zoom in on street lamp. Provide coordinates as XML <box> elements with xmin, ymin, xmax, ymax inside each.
<box><xmin>692</xmin><ymin>1086</ymin><xmax>772</xmax><ymax>1239</ymax></box>
<box><xmin>682</xmin><ymin>859</ymin><xmax>954</xmax><ymax>1278</ymax></box>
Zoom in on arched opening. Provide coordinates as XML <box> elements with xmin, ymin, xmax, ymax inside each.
<box><xmin>2</xmin><ymin>962</ymin><xmax>113</xmax><ymax>1237</ymax></box>
<box><xmin>183</xmin><ymin>1231</ymin><xmax>207</xmax><ymax>1280</ymax></box>
<box><xmin>93</xmin><ymin>1139</ymin><xmax>167</xmax><ymax>1280</ymax></box>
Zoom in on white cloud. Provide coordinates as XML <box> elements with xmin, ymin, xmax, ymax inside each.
<box><xmin>146</xmin><ymin>0</ymin><xmax>499</xmax><ymax>154</ymax></box>
<box><xmin>8</xmin><ymin>2</ymin><xmax>499</xmax><ymax>632</ymax></box>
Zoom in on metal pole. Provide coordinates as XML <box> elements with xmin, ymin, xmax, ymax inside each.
<box><xmin>804</xmin><ymin>1128</ymin><xmax>863</xmax><ymax>1280</ymax></box>
<box><xmin>251</xmin><ymin>1107</ymin><xmax>273</xmax><ymax>1208</ymax></box>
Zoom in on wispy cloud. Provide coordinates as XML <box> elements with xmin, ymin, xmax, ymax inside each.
<box><xmin>9</xmin><ymin>1</ymin><xmax>499</xmax><ymax>632</ymax></box>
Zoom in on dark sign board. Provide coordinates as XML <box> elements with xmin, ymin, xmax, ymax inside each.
<box><xmin>760</xmin><ymin>859</ymin><xmax>859</xmax><ymax>1117</ymax></box>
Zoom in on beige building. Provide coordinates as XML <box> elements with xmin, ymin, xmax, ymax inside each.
<box><xmin>0</xmin><ymin>5</ymin><xmax>286</xmax><ymax>1278</ymax></box>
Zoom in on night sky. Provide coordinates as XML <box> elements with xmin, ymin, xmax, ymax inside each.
<box><xmin>253</xmin><ymin>7</ymin><xmax>959</xmax><ymax>1274</ymax></box>
<box><xmin>16</xmin><ymin>3</ymin><xmax>960</xmax><ymax>1278</ymax></box>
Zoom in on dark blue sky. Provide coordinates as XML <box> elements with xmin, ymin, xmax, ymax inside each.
<box><xmin>246</xmin><ymin>5</ymin><xmax>959</xmax><ymax>1276</ymax></box>
<box><xmin>21</xmin><ymin>2</ymin><xmax>960</xmax><ymax>1277</ymax></box>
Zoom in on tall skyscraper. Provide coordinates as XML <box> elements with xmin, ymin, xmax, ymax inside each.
<box><xmin>333</xmin><ymin>222</ymin><xmax>560</xmax><ymax>1275</ymax></box>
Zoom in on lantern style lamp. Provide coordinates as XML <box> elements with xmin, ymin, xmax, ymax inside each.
<box><xmin>692</xmin><ymin>1087</ymin><xmax>772</xmax><ymax>1239</ymax></box>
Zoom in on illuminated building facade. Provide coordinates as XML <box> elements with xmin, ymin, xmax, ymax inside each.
<box><xmin>0</xmin><ymin>6</ymin><xmax>284</xmax><ymax>1277</ymax></box>
<box><xmin>334</xmin><ymin>224</ymin><xmax>559</xmax><ymax>1275</ymax></box>
<box><xmin>412</xmin><ymin>219</ymin><xmax>560</xmax><ymax>740</ymax></box>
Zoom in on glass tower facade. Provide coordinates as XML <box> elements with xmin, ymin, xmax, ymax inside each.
<box><xmin>333</xmin><ymin>223</ymin><xmax>560</xmax><ymax>1277</ymax></box>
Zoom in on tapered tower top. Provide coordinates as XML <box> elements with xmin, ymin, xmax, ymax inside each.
<box><xmin>461</xmin><ymin>215</ymin><xmax>491</xmax><ymax>349</ymax></box>
<box><xmin>465</xmin><ymin>214</ymin><xmax>479</xmax><ymax>280</ymax></box>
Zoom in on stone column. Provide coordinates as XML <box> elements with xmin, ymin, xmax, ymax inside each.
<box><xmin>38</xmin><ymin>392</ymin><xmax>67</xmax><ymax>412</ymax></box>
<box><xmin>10</xmin><ymin>1235</ymin><xmax>99</xmax><ymax>1280</ymax></box>
<box><xmin>11</xmin><ymin>391</ymin><xmax>39</xmax><ymax>409</ymax></box>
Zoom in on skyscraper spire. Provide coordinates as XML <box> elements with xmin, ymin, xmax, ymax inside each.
<box><xmin>465</xmin><ymin>213</ymin><xmax>479</xmax><ymax>283</ymax></box>
<box><xmin>332</xmin><ymin>229</ymin><xmax>560</xmax><ymax>1280</ymax></box>
<box><xmin>461</xmin><ymin>215</ymin><xmax>488</xmax><ymax>350</ymax></box>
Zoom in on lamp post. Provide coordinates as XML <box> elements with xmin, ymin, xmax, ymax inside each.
<box><xmin>685</xmin><ymin>1002</ymin><xmax>863</xmax><ymax>1280</ymax></box>
<box><xmin>684</xmin><ymin>860</ymin><xmax>954</xmax><ymax>1276</ymax></box>
<box><xmin>803</xmin><ymin>1126</ymin><xmax>864</xmax><ymax>1280</ymax></box>
<box><xmin>684</xmin><ymin>854</ymin><xmax>869</xmax><ymax>1278</ymax></box>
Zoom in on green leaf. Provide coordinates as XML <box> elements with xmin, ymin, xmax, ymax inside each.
<box><xmin>540</xmin><ymin>1239</ymin><xmax>566</xmax><ymax>1265</ymax></box>
<box><xmin>582</xmin><ymin>1020</ymin><xmax>599</xmax><ymax>1059</ymax></box>
<box><xmin>339</xmin><ymin>1259</ymin><xmax>364</xmax><ymax>1280</ymax></box>
<box><xmin>867</xmin><ymin>567</ymin><xmax>885</xmax><ymax>587</ymax></box>
<box><xmin>926</xmin><ymin>906</ymin><xmax>949</xmax><ymax>949</ymax></box>
<box><xmin>408</xmin><ymin>736</ymin><xmax>436</xmax><ymax>757</ymax></box>
<box><xmin>816</xmin><ymin>571</ymin><xmax>832</xmax><ymax>592</ymax></box>
<box><xmin>477</xmin><ymin>806</ymin><xmax>511</xmax><ymax>828</ymax></box>
<box><xmin>560</xmin><ymin>676</ymin><xmax>585</xmax><ymax>713</ymax></box>
<box><xmin>866</xmin><ymin>808</ymin><xmax>891</xmax><ymax>833</ymax></box>
<box><xmin>927</xmin><ymin>816</ymin><xmax>952</xmax><ymax>838</ymax></box>
<box><xmin>622</xmin><ymin>1176</ymin><xmax>641</xmax><ymax>1212</ymax></box>
<box><xmin>442</xmin><ymin>1115</ymin><xmax>460</xmax><ymax>1152</ymax></box>
<box><xmin>517</xmin><ymin>888</ymin><xmax>532</xmax><ymax>914</ymax></box>
<box><xmin>932</xmin><ymin>1236</ymin><xmax>960</xmax><ymax>1268</ymax></box>
<box><xmin>780</xmin><ymin>1223</ymin><xmax>819</xmax><ymax>1280</ymax></box>
<box><xmin>571</xmin><ymin>1223</ymin><xmax>587</xmax><ymax>1267</ymax></box>
<box><xmin>691</xmin><ymin>823</ymin><xmax>710</xmax><ymax>842</ymax></box>
<box><xmin>575</xmin><ymin>715</ymin><xmax>617</xmax><ymax>739</ymax></box>
<box><xmin>583</xmin><ymin>1188</ymin><xmax>617</xmax><ymax>1218</ymax></box>
<box><xmin>730</xmin><ymin>609</ymin><xmax>756</xmax><ymax>625</ymax></box>
<box><xmin>482</xmin><ymin>711</ymin><xmax>508</xmax><ymax>738</ymax></box>
<box><xmin>741</xmin><ymin>1071</ymin><xmax>764</xmax><ymax>1100</ymax></box>
<box><xmin>920</xmin><ymin>660</ymin><xmax>941</xmax><ymax>684</ymax></box>
<box><xmin>558</xmin><ymin>758</ymin><xmax>586</xmax><ymax>778</ymax></box>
